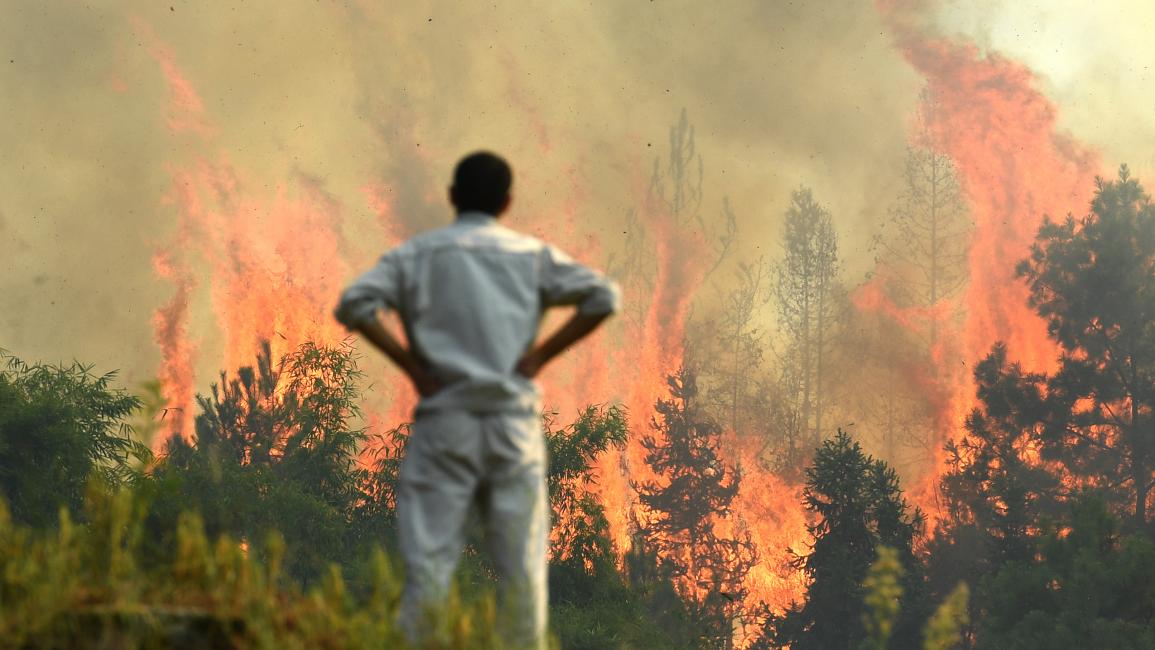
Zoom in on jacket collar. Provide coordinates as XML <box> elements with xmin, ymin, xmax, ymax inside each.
<box><xmin>456</xmin><ymin>211</ymin><xmax>497</xmax><ymax>225</ymax></box>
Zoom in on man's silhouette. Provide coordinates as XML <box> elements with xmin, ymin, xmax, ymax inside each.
<box><xmin>335</xmin><ymin>151</ymin><xmax>619</xmax><ymax>648</ymax></box>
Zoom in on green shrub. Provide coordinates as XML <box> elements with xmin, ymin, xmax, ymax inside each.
<box><xmin>0</xmin><ymin>486</ymin><xmax>507</xmax><ymax>649</ymax></box>
<box><xmin>0</xmin><ymin>352</ymin><xmax>148</xmax><ymax>528</ymax></box>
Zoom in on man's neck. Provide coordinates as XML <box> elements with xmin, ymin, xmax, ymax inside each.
<box><xmin>456</xmin><ymin>210</ymin><xmax>497</xmax><ymax>223</ymax></box>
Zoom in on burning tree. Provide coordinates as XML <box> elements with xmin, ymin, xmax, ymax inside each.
<box><xmin>925</xmin><ymin>167</ymin><xmax>1155</xmax><ymax>642</ymax></box>
<box><xmin>775</xmin><ymin>187</ymin><xmax>842</xmax><ymax>452</ymax></box>
<box><xmin>633</xmin><ymin>366</ymin><xmax>758</xmax><ymax>648</ymax></box>
<box><xmin>1018</xmin><ymin>166</ymin><xmax>1155</xmax><ymax>533</ymax></box>
<box><xmin>761</xmin><ymin>430</ymin><xmax>926</xmax><ymax>650</ymax></box>
<box><xmin>835</xmin><ymin>306</ymin><xmax>936</xmax><ymax>473</ymax></box>
<box><xmin>854</xmin><ymin>88</ymin><xmax>972</xmax><ymax>471</ymax></box>
<box><xmin>546</xmin><ymin>405</ymin><xmax>692</xmax><ymax>650</ymax></box>
<box><xmin>649</xmin><ymin>107</ymin><xmax>705</xmax><ymax>229</ymax></box>
<box><xmin>874</xmin><ymin>89</ymin><xmax>971</xmax><ymax>342</ymax></box>
<box><xmin>546</xmin><ymin>404</ymin><xmax>629</xmax><ymax>570</ymax></box>
<box><xmin>700</xmin><ymin>255</ymin><xmax>773</xmax><ymax>438</ymax></box>
<box><xmin>604</xmin><ymin>206</ymin><xmax>656</xmax><ymax>330</ymax></box>
<box><xmin>925</xmin><ymin>344</ymin><xmax>1063</xmax><ymax>606</ymax></box>
<box><xmin>151</xmin><ymin>340</ymin><xmax>369</xmax><ymax>581</ymax></box>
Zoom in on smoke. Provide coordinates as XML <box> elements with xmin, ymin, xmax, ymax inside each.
<box><xmin>1</xmin><ymin>0</ymin><xmax>1149</xmax><ymax>416</ymax></box>
<box><xmin>928</xmin><ymin>1</ymin><xmax>1155</xmax><ymax>178</ymax></box>
<box><xmin>0</xmin><ymin>0</ymin><xmax>925</xmax><ymax>386</ymax></box>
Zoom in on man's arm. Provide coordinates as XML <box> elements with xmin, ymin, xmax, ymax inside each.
<box><xmin>353</xmin><ymin>312</ymin><xmax>443</xmax><ymax>397</ymax></box>
<box><xmin>335</xmin><ymin>248</ymin><xmax>442</xmax><ymax>397</ymax></box>
<box><xmin>515</xmin><ymin>311</ymin><xmax>611</xmax><ymax>378</ymax></box>
<box><xmin>518</xmin><ymin>244</ymin><xmax>620</xmax><ymax>377</ymax></box>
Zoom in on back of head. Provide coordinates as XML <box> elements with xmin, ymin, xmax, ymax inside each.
<box><xmin>452</xmin><ymin>151</ymin><xmax>512</xmax><ymax>215</ymax></box>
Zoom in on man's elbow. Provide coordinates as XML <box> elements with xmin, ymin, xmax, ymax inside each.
<box><xmin>334</xmin><ymin>296</ymin><xmax>379</xmax><ymax>332</ymax></box>
<box><xmin>577</xmin><ymin>282</ymin><xmax>622</xmax><ymax>318</ymax></box>
<box><xmin>333</xmin><ymin>303</ymin><xmax>357</xmax><ymax>331</ymax></box>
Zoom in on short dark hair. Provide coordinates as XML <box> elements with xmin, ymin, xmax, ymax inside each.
<box><xmin>452</xmin><ymin>151</ymin><xmax>512</xmax><ymax>214</ymax></box>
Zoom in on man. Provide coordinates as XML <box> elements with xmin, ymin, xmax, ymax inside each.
<box><xmin>334</xmin><ymin>151</ymin><xmax>619</xmax><ymax>648</ymax></box>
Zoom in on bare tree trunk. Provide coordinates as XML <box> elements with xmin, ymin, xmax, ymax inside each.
<box><xmin>802</xmin><ymin>290</ymin><xmax>813</xmax><ymax>453</ymax></box>
<box><xmin>732</xmin><ymin>321</ymin><xmax>741</xmax><ymax>433</ymax></box>
<box><xmin>814</xmin><ymin>289</ymin><xmax>825</xmax><ymax>449</ymax></box>
<box><xmin>929</xmin><ymin>155</ymin><xmax>940</xmax><ymax>347</ymax></box>
<box><xmin>1132</xmin><ymin>398</ymin><xmax>1149</xmax><ymax>530</ymax></box>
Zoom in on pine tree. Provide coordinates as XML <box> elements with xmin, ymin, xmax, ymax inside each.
<box><xmin>703</xmin><ymin>256</ymin><xmax>772</xmax><ymax>437</ymax></box>
<box><xmin>925</xmin><ymin>344</ymin><xmax>1063</xmax><ymax>619</ymax></box>
<box><xmin>978</xmin><ymin>498</ymin><xmax>1155</xmax><ymax>649</ymax></box>
<box><xmin>873</xmin><ymin>88</ymin><xmax>971</xmax><ymax>344</ymax></box>
<box><xmin>649</xmin><ymin>108</ymin><xmax>704</xmax><ymax>229</ymax></box>
<box><xmin>863</xmin><ymin>88</ymin><xmax>971</xmax><ymax>469</ymax></box>
<box><xmin>776</xmin><ymin>187</ymin><xmax>841</xmax><ymax>450</ymax></box>
<box><xmin>1018</xmin><ymin>166</ymin><xmax>1155</xmax><ymax>532</ymax></box>
<box><xmin>634</xmin><ymin>367</ymin><xmax>758</xmax><ymax>648</ymax></box>
<box><xmin>151</xmin><ymin>340</ymin><xmax>368</xmax><ymax>581</ymax></box>
<box><xmin>764</xmin><ymin>430</ymin><xmax>925</xmax><ymax>650</ymax></box>
<box><xmin>836</xmin><ymin>306</ymin><xmax>934</xmax><ymax>472</ymax></box>
<box><xmin>926</xmin><ymin>167</ymin><xmax>1155</xmax><ymax>641</ymax></box>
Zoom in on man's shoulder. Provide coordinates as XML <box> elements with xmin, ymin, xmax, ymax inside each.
<box><xmin>402</xmin><ymin>220</ymin><xmax>547</xmax><ymax>256</ymax></box>
<box><xmin>383</xmin><ymin>223</ymin><xmax>460</xmax><ymax>256</ymax></box>
<box><xmin>481</xmin><ymin>221</ymin><xmax>550</xmax><ymax>250</ymax></box>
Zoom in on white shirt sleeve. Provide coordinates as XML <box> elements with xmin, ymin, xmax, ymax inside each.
<box><xmin>334</xmin><ymin>250</ymin><xmax>403</xmax><ymax>328</ymax></box>
<box><xmin>539</xmin><ymin>244</ymin><xmax>621</xmax><ymax>316</ymax></box>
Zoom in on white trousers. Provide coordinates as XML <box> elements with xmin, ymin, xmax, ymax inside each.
<box><xmin>397</xmin><ymin>410</ymin><xmax>548</xmax><ymax>649</ymax></box>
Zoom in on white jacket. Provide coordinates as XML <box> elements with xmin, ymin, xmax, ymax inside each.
<box><xmin>335</xmin><ymin>211</ymin><xmax>620</xmax><ymax>413</ymax></box>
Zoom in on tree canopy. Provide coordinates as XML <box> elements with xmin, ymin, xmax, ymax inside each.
<box><xmin>0</xmin><ymin>352</ymin><xmax>147</xmax><ymax>527</ymax></box>
<box><xmin>1017</xmin><ymin>166</ymin><xmax>1155</xmax><ymax>532</ymax></box>
<box><xmin>765</xmin><ymin>430</ymin><xmax>926</xmax><ymax>650</ymax></box>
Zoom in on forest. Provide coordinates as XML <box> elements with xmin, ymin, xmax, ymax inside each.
<box><xmin>5</xmin><ymin>94</ymin><xmax>1155</xmax><ymax>648</ymax></box>
<box><xmin>10</xmin><ymin>0</ymin><xmax>1155</xmax><ymax>647</ymax></box>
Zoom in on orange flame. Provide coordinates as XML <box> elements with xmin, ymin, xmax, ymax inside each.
<box><xmin>872</xmin><ymin>0</ymin><xmax>1101</xmax><ymax>515</ymax></box>
<box><xmin>141</xmin><ymin>22</ymin><xmax>359</xmax><ymax>446</ymax></box>
<box><xmin>151</xmin><ymin>249</ymin><xmax>196</xmax><ymax>439</ymax></box>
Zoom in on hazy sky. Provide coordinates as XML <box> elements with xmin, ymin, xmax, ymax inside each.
<box><xmin>935</xmin><ymin>0</ymin><xmax>1155</xmax><ymax>173</ymax></box>
<box><xmin>1</xmin><ymin>0</ymin><xmax>1152</xmax><ymax>389</ymax></box>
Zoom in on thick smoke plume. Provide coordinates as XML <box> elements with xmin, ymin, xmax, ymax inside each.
<box><xmin>1</xmin><ymin>1</ymin><xmax>922</xmax><ymax>386</ymax></box>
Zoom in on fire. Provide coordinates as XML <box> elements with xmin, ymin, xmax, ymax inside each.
<box><xmin>524</xmin><ymin>161</ymin><xmax>716</xmax><ymax>567</ymax></box>
<box><xmin>133</xmin><ymin>17</ymin><xmax>812</xmax><ymax>628</ymax></box>
<box><xmin>871</xmin><ymin>0</ymin><xmax>1101</xmax><ymax>516</ymax></box>
<box><xmin>139</xmin><ymin>0</ymin><xmax>1113</xmax><ymax>640</ymax></box>
<box><xmin>142</xmin><ymin>22</ymin><xmax>355</xmax><ymax>444</ymax></box>
<box><xmin>151</xmin><ymin>250</ymin><xmax>196</xmax><ymax>439</ymax></box>
<box><xmin>132</xmin><ymin>17</ymin><xmax>213</xmax><ymax>139</ymax></box>
<box><xmin>152</xmin><ymin>159</ymin><xmax>354</xmax><ymax>444</ymax></box>
<box><xmin>724</xmin><ymin>431</ymin><xmax>811</xmax><ymax>614</ymax></box>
